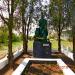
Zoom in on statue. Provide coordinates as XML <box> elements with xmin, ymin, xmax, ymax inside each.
<box><xmin>33</xmin><ymin>12</ymin><xmax>51</xmax><ymax>58</ymax></box>
<box><xmin>35</xmin><ymin>12</ymin><xmax>48</xmax><ymax>42</ymax></box>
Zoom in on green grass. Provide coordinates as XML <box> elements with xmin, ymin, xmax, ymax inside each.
<box><xmin>0</xmin><ymin>41</ymin><xmax>23</xmax><ymax>58</ymax></box>
<box><xmin>0</xmin><ymin>40</ymin><xmax>33</xmax><ymax>58</ymax></box>
<box><xmin>0</xmin><ymin>39</ymin><xmax>73</xmax><ymax>58</ymax></box>
<box><xmin>12</xmin><ymin>41</ymin><xmax>23</xmax><ymax>52</ymax></box>
<box><xmin>50</xmin><ymin>39</ymin><xmax>73</xmax><ymax>51</ymax></box>
<box><xmin>28</xmin><ymin>40</ymin><xmax>33</xmax><ymax>49</ymax></box>
<box><xmin>50</xmin><ymin>39</ymin><xmax>58</xmax><ymax>50</ymax></box>
<box><xmin>28</xmin><ymin>39</ymin><xmax>73</xmax><ymax>52</ymax></box>
<box><xmin>61</xmin><ymin>40</ymin><xmax>73</xmax><ymax>52</ymax></box>
<box><xmin>0</xmin><ymin>39</ymin><xmax>73</xmax><ymax>52</ymax></box>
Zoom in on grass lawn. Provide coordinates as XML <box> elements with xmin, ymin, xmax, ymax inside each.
<box><xmin>0</xmin><ymin>41</ymin><xmax>23</xmax><ymax>59</ymax></box>
<box><xmin>50</xmin><ymin>39</ymin><xmax>58</xmax><ymax>50</ymax></box>
<box><xmin>0</xmin><ymin>39</ymin><xmax>73</xmax><ymax>59</ymax></box>
<box><xmin>0</xmin><ymin>40</ymin><xmax>33</xmax><ymax>59</ymax></box>
<box><xmin>28</xmin><ymin>40</ymin><xmax>33</xmax><ymax>50</ymax></box>
<box><xmin>50</xmin><ymin>39</ymin><xmax>73</xmax><ymax>52</ymax></box>
<box><xmin>28</xmin><ymin>39</ymin><xmax>73</xmax><ymax>52</ymax></box>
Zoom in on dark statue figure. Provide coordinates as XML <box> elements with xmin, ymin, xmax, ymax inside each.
<box><xmin>33</xmin><ymin>13</ymin><xmax>51</xmax><ymax>58</ymax></box>
<box><xmin>35</xmin><ymin>13</ymin><xmax>48</xmax><ymax>41</ymax></box>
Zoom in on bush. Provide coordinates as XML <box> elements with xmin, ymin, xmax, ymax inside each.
<box><xmin>48</xmin><ymin>35</ymin><xmax>56</xmax><ymax>39</ymax></box>
<box><xmin>0</xmin><ymin>30</ymin><xmax>8</xmax><ymax>43</ymax></box>
<box><xmin>19</xmin><ymin>34</ymin><xmax>34</xmax><ymax>41</ymax></box>
<box><xmin>68</xmin><ymin>37</ymin><xmax>73</xmax><ymax>42</ymax></box>
<box><xmin>28</xmin><ymin>36</ymin><xmax>34</xmax><ymax>40</ymax></box>
<box><xmin>12</xmin><ymin>33</ymin><xmax>21</xmax><ymax>42</ymax></box>
<box><xmin>19</xmin><ymin>34</ymin><xmax>23</xmax><ymax>40</ymax></box>
<box><xmin>0</xmin><ymin>26</ymin><xmax>22</xmax><ymax>43</ymax></box>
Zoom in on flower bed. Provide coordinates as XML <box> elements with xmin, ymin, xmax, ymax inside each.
<box><xmin>22</xmin><ymin>60</ymin><xmax>63</xmax><ymax>75</ymax></box>
<box><xmin>12</xmin><ymin>58</ymin><xmax>75</xmax><ymax>75</ymax></box>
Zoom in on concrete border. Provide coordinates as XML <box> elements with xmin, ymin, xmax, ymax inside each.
<box><xmin>12</xmin><ymin>58</ymin><xmax>75</xmax><ymax>75</ymax></box>
<box><xmin>0</xmin><ymin>48</ymin><xmax>23</xmax><ymax>70</ymax></box>
<box><xmin>61</xmin><ymin>46</ymin><xmax>73</xmax><ymax>60</ymax></box>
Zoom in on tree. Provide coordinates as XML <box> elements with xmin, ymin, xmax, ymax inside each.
<box><xmin>21</xmin><ymin>0</ymin><xmax>28</xmax><ymax>53</ymax></box>
<box><xmin>26</xmin><ymin>0</ymin><xmax>34</xmax><ymax>51</ymax></box>
<box><xmin>49</xmin><ymin>0</ymin><xmax>71</xmax><ymax>52</ymax></box>
<box><xmin>71</xmin><ymin>0</ymin><xmax>75</xmax><ymax>61</ymax></box>
<box><xmin>0</xmin><ymin>0</ymin><xmax>20</xmax><ymax>68</ymax></box>
<box><xmin>21</xmin><ymin>0</ymin><xmax>35</xmax><ymax>53</ymax></box>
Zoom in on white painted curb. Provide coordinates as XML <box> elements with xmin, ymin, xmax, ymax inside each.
<box><xmin>12</xmin><ymin>58</ymin><xmax>75</xmax><ymax>75</ymax></box>
<box><xmin>0</xmin><ymin>48</ymin><xmax>23</xmax><ymax>70</ymax></box>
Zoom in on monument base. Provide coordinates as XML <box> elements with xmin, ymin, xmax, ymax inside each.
<box><xmin>33</xmin><ymin>40</ymin><xmax>51</xmax><ymax>58</ymax></box>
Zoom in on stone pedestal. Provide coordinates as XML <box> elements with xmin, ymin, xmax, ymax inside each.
<box><xmin>33</xmin><ymin>40</ymin><xmax>51</xmax><ymax>58</ymax></box>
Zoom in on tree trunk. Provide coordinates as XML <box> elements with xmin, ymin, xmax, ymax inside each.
<box><xmin>58</xmin><ymin>17</ymin><xmax>61</xmax><ymax>52</ymax></box>
<box><xmin>72</xmin><ymin>18</ymin><xmax>75</xmax><ymax>61</ymax></box>
<box><xmin>58</xmin><ymin>16</ymin><xmax>61</xmax><ymax>52</ymax></box>
<box><xmin>58</xmin><ymin>31</ymin><xmax>61</xmax><ymax>53</ymax></box>
<box><xmin>72</xmin><ymin>2</ymin><xmax>75</xmax><ymax>61</ymax></box>
<box><xmin>8</xmin><ymin>27</ymin><xmax>14</xmax><ymax>68</ymax></box>
<box><xmin>7</xmin><ymin>0</ymin><xmax>14</xmax><ymax>68</ymax></box>
<box><xmin>22</xmin><ymin>0</ymin><xmax>27</xmax><ymax>54</ymax></box>
<box><xmin>26</xmin><ymin>17</ymin><xmax>31</xmax><ymax>51</ymax></box>
<box><xmin>8</xmin><ymin>15</ymin><xmax>14</xmax><ymax>68</ymax></box>
<box><xmin>26</xmin><ymin>26</ymin><xmax>29</xmax><ymax>52</ymax></box>
<box><xmin>58</xmin><ymin>8</ymin><xmax>61</xmax><ymax>53</ymax></box>
<box><xmin>73</xmin><ymin>33</ymin><xmax>75</xmax><ymax>61</ymax></box>
<box><xmin>72</xmin><ymin>14</ymin><xmax>75</xmax><ymax>61</ymax></box>
<box><xmin>22</xmin><ymin>24</ymin><xmax>27</xmax><ymax>54</ymax></box>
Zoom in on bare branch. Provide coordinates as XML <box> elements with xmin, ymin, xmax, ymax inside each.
<box><xmin>0</xmin><ymin>14</ymin><xmax>8</xmax><ymax>24</ymax></box>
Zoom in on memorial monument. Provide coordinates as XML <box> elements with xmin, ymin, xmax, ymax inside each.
<box><xmin>33</xmin><ymin>12</ymin><xmax>51</xmax><ymax>58</ymax></box>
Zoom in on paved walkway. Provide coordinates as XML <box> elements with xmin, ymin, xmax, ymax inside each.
<box><xmin>0</xmin><ymin>52</ymin><xmax>75</xmax><ymax>75</ymax></box>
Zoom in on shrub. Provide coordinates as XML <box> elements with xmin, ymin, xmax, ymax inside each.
<box><xmin>68</xmin><ymin>37</ymin><xmax>73</xmax><ymax>42</ymax></box>
<box><xmin>48</xmin><ymin>34</ymin><xmax>56</xmax><ymax>39</ymax></box>
<box><xmin>28</xmin><ymin>36</ymin><xmax>34</xmax><ymax>40</ymax></box>
<box><xmin>12</xmin><ymin>33</ymin><xmax>21</xmax><ymax>42</ymax></box>
<box><xmin>0</xmin><ymin>30</ymin><xmax>8</xmax><ymax>43</ymax></box>
<box><xmin>19</xmin><ymin>34</ymin><xmax>23</xmax><ymax>40</ymax></box>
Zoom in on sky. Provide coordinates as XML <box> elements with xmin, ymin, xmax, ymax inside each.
<box><xmin>42</xmin><ymin>0</ymin><xmax>50</xmax><ymax>5</ymax></box>
<box><xmin>0</xmin><ymin>0</ymin><xmax>50</xmax><ymax>36</ymax></box>
<box><xmin>0</xmin><ymin>0</ymin><xmax>50</xmax><ymax>25</ymax></box>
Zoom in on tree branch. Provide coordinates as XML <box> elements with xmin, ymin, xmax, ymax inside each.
<box><xmin>0</xmin><ymin>14</ymin><xmax>8</xmax><ymax>24</ymax></box>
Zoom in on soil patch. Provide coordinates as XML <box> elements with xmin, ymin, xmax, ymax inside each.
<box><xmin>22</xmin><ymin>61</ymin><xmax>63</xmax><ymax>75</ymax></box>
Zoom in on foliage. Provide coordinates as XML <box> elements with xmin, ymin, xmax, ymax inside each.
<box><xmin>28</xmin><ymin>36</ymin><xmax>34</xmax><ymax>40</ymax></box>
<box><xmin>0</xmin><ymin>26</ymin><xmax>21</xmax><ymax>43</ymax></box>
<box><xmin>49</xmin><ymin>0</ymin><xmax>72</xmax><ymax>33</ymax></box>
<box><xmin>48</xmin><ymin>34</ymin><xmax>56</xmax><ymax>39</ymax></box>
<box><xmin>49</xmin><ymin>0</ymin><xmax>72</xmax><ymax>51</ymax></box>
<box><xmin>12</xmin><ymin>33</ymin><xmax>21</xmax><ymax>42</ymax></box>
<box><xmin>66</xmin><ymin>30</ymin><xmax>73</xmax><ymax>41</ymax></box>
<box><xmin>0</xmin><ymin>27</ymin><xmax>8</xmax><ymax>43</ymax></box>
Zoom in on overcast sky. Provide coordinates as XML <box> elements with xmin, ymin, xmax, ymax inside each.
<box><xmin>42</xmin><ymin>0</ymin><xmax>50</xmax><ymax>5</ymax></box>
<box><xmin>0</xmin><ymin>0</ymin><xmax>50</xmax><ymax>25</ymax></box>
